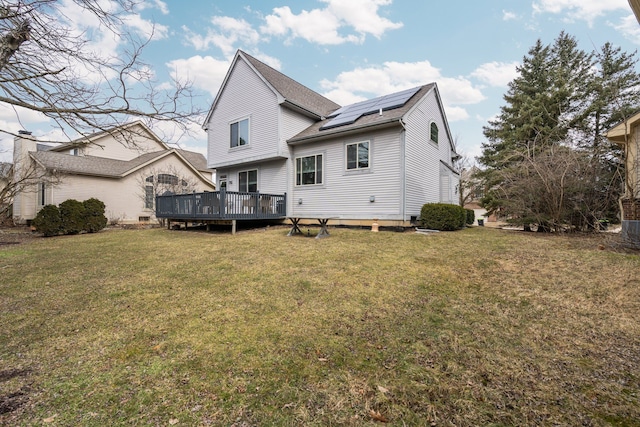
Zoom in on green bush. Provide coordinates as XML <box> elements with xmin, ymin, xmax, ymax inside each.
<box><xmin>466</xmin><ymin>209</ymin><xmax>475</xmax><ymax>225</ymax></box>
<box><xmin>32</xmin><ymin>204</ymin><xmax>62</xmax><ymax>237</ymax></box>
<box><xmin>83</xmin><ymin>198</ymin><xmax>107</xmax><ymax>233</ymax></box>
<box><xmin>420</xmin><ymin>203</ymin><xmax>466</xmax><ymax>231</ymax></box>
<box><xmin>59</xmin><ymin>199</ymin><xmax>85</xmax><ymax>235</ymax></box>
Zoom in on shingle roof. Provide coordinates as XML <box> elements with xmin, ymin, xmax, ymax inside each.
<box><xmin>31</xmin><ymin>150</ymin><xmax>167</xmax><ymax>178</ymax></box>
<box><xmin>176</xmin><ymin>149</ymin><xmax>208</xmax><ymax>172</ymax></box>
<box><xmin>240</xmin><ymin>51</ymin><xmax>340</xmax><ymax>118</ymax></box>
<box><xmin>288</xmin><ymin>84</ymin><xmax>435</xmax><ymax>144</ymax></box>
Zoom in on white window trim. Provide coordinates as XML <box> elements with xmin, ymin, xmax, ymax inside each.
<box><xmin>295</xmin><ymin>153</ymin><xmax>324</xmax><ymax>186</ymax></box>
<box><xmin>345</xmin><ymin>140</ymin><xmax>371</xmax><ymax>172</ymax></box>
<box><xmin>229</xmin><ymin>116</ymin><xmax>251</xmax><ymax>149</ymax></box>
<box><xmin>429</xmin><ymin>121</ymin><xmax>439</xmax><ymax>145</ymax></box>
<box><xmin>238</xmin><ymin>169</ymin><xmax>258</xmax><ymax>192</ymax></box>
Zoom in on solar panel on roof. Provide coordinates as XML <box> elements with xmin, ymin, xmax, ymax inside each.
<box><xmin>320</xmin><ymin>86</ymin><xmax>422</xmax><ymax>131</ymax></box>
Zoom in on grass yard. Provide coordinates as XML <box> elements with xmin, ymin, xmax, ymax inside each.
<box><xmin>0</xmin><ymin>226</ymin><xmax>639</xmax><ymax>426</ymax></box>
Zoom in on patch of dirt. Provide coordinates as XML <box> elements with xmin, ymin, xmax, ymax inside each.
<box><xmin>0</xmin><ymin>369</ymin><xmax>32</xmax><ymax>415</ymax></box>
<box><xmin>0</xmin><ymin>227</ymin><xmax>38</xmax><ymax>246</ymax></box>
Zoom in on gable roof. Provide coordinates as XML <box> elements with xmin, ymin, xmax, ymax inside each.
<box><xmin>204</xmin><ymin>50</ymin><xmax>341</xmax><ymax>127</ymax></box>
<box><xmin>606</xmin><ymin>111</ymin><xmax>640</xmax><ymax>144</ymax></box>
<box><xmin>175</xmin><ymin>149</ymin><xmax>208</xmax><ymax>172</ymax></box>
<box><xmin>52</xmin><ymin>121</ymin><xmax>168</xmax><ymax>152</ymax></box>
<box><xmin>288</xmin><ymin>84</ymin><xmax>436</xmax><ymax>144</ymax></box>
<box><xmin>30</xmin><ymin>148</ymin><xmax>213</xmax><ymax>185</ymax></box>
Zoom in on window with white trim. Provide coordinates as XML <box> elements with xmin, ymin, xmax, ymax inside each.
<box><xmin>346</xmin><ymin>141</ymin><xmax>369</xmax><ymax>170</ymax></box>
<box><xmin>37</xmin><ymin>182</ymin><xmax>46</xmax><ymax>207</ymax></box>
<box><xmin>230</xmin><ymin>118</ymin><xmax>249</xmax><ymax>148</ymax></box>
<box><xmin>296</xmin><ymin>154</ymin><xmax>323</xmax><ymax>186</ymax></box>
<box><xmin>430</xmin><ymin>122</ymin><xmax>439</xmax><ymax>144</ymax></box>
<box><xmin>239</xmin><ymin>169</ymin><xmax>257</xmax><ymax>192</ymax></box>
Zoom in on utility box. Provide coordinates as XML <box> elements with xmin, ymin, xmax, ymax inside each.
<box><xmin>622</xmin><ymin>220</ymin><xmax>640</xmax><ymax>248</ymax></box>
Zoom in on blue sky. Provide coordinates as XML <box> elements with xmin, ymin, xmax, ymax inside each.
<box><xmin>1</xmin><ymin>0</ymin><xmax>639</xmax><ymax>163</ymax></box>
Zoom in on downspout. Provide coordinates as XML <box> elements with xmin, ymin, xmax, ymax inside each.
<box><xmin>399</xmin><ymin>119</ymin><xmax>407</xmax><ymax>222</ymax></box>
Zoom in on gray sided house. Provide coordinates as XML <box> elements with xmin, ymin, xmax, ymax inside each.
<box><xmin>203</xmin><ymin>50</ymin><xmax>459</xmax><ymax>227</ymax></box>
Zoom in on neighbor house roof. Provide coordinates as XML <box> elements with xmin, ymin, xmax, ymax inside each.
<box><xmin>52</xmin><ymin>121</ymin><xmax>168</xmax><ymax>152</ymax></box>
<box><xmin>31</xmin><ymin>149</ymin><xmax>211</xmax><ymax>182</ymax></box>
<box><xmin>605</xmin><ymin>111</ymin><xmax>640</xmax><ymax>144</ymax></box>
<box><xmin>204</xmin><ymin>50</ymin><xmax>341</xmax><ymax>127</ymax></box>
<box><xmin>630</xmin><ymin>0</ymin><xmax>640</xmax><ymax>25</ymax></box>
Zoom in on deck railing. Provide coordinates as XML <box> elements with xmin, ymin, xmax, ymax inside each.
<box><xmin>156</xmin><ymin>190</ymin><xmax>286</xmax><ymax>220</ymax></box>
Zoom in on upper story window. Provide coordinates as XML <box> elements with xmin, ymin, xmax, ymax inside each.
<box><xmin>346</xmin><ymin>141</ymin><xmax>369</xmax><ymax>170</ymax></box>
<box><xmin>430</xmin><ymin>122</ymin><xmax>439</xmax><ymax>144</ymax></box>
<box><xmin>70</xmin><ymin>147</ymin><xmax>79</xmax><ymax>156</ymax></box>
<box><xmin>230</xmin><ymin>118</ymin><xmax>249</xmax><ymax>148</ymax></box>
<box><xmin>296</xmin><ymin>154</ymin><xmax>323</xmax><ymax>186</ymax></box>
<box><xmin>239</xmin><ymin>170</ymin><xmax>257</xmax><ymax>192</ymax></box>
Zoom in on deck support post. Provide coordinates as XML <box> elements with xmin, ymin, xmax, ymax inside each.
<box><xmin>232</xmin><ymin>219</ymin><xmax>236</xmax><ymax>235</ymax></box>
<box><xmin>167</xmin><ymin>220</ymin><xmax>171</xmax><ymax>229</ymax></box>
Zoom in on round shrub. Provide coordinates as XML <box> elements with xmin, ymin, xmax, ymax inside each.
<box><xmin>466</xmin><ymin>209</ymin><xmax>475</xmax><ymax>225</ymax></box>
<box><xmin>83</xmin><ymin>198</ymin><xmax>107</xmax><ymax>233</ymax></box>
<box><xmin>420</xmin><ymin>203</ymin><xmax>466</xmax><ymax>231</ymax></box>
<box><xmin>32</xmin><ymin>204</ymin><xmax>62</xmax><ymax>237</ymax></box>
<box><xmin>59</xmin><ymin>199</ymin><xmax>86</xmax><ymax>235</ymax></box>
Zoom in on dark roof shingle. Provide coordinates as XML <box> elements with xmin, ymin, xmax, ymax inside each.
<box><xmin>240</xmin><ymin>51</ymin><xmax>340</xmax><ymax>117</ymax></box>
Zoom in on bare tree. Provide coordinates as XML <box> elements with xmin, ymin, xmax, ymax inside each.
<box><xmin>137</xmin><ymin>165</ymin><xmax>199</xmax><ymax>212</ymax></box>
<box><xmin>0</xmin><ymin>1</ymin><xmax>202</xmax><ymax>141</ymax></box>
<box><xmin>0</xmin><ymin>1</ymin><xmax>203</xmax><ymax>222</ymax></box>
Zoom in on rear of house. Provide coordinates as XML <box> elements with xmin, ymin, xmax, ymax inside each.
<box><xmin>200</xmin><ymin>50</ymin><xmax>459</xmax><ymax>228</ymax></box>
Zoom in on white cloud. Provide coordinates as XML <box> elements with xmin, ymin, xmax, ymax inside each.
<box><xmin>532</xmin><ymin>0</ymin><xmax>628</xmax><ymax>25</ymax></box>
<box><xmin>470</xmin><ymin>61</ymin><xmax>519</xmax><ymax>87</ymax></box>
<box><xmin>184</xmin><ymin>16</ymin><xmax>261</xmax><ymax>56</ymax></box>
<box><xmin>135</xmin><ymin>0</ymin><xmax>169</xmax><ymax>15</ymax></box>
<box><xmin>502</xmin><ymin>10</ymin><xmax>517</xmax><ymax>21</ymax></box>
<box><xmin>319</xmin><ymin>60</ymin><xmax>484</xmax><ymax>122</ymax></box>
<box><xmin>610</xmin><ymin>14</ymin><xmax>640</xmax><ymax>44</ymax></box>
<box><xmin>122</xmin><ymin>13</ymin><xmax>169</xmax><ymax>40</ymax></box>
<box><xmin>166</xmin><ymin>55</ymin><xmax>231</xmax><ymax>97</ymax></box>
<box><xmin>260</xmin><ymin>0</ymin><xmax>402</xmax><ymax>45</ymax></box>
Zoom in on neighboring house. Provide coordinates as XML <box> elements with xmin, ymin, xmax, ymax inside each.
<box><xmin>0</xmin><ymin>162</ymin><xmax>12</xmax><ymax>217</ymax></box>
<box><xmin>606</xmin><ymin>112</ymin><xmax>640</xmax><ymax>246</ymax></box>
<box><xmin>12</xmin><ymin>121</ymin><xmax>215</xmax><ymax>225</ymax></box>
<box><xmin>203</xmin><ymin>50</ymin><xmax>459</xmax><ymax>227</ymax></box>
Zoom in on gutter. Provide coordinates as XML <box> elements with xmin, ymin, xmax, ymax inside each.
<box><xmin>288</xmin><ymin>118</ymin><xmax>403</xmax><ymax>145</ymax></box>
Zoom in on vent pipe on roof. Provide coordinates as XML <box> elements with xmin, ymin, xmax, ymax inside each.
<box><xmin>379</xmin><ymin>108</ymin><xmax>382</xmax><ymax>116</ymax></box>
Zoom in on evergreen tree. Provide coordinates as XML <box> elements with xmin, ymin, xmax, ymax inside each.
<box><xmin>477</xmin><ymin>33</ymin><xmax>640</xmax><ymax>231</ymax></box>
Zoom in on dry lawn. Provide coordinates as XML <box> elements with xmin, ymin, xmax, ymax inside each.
<box><xmin>0</xmin><ymin>226</ymin><xmax>638</xmax><ymax>426</ymax></box>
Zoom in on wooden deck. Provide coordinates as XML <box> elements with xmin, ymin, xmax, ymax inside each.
<box><xmin>155</xmin><ymin>190</ymin><xmax>286</xmax><ymax>222</ymax></box>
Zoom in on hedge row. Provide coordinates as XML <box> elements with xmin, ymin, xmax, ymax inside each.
<box><xmin>33</xmin><ymin>198</ymin><xmax>108</xmax><ymax>237</ymax></box>
<box><xmin>420</xmin><ymin>203</ymin><xmax>474</xmax><ymax>231</ymax></box>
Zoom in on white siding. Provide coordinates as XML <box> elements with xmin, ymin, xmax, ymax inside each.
<box><xmin>404</xmin><ymin>88</ymin><xmax>458</xmax><ymax>218</ymax></box>
<box><xmin>280</xmin><ymin>106</ymin><xmax>315</xmax><ymax>153</ymax></box>
<box><xmin>75</xmin><ymin>124</ymin><xmax>164</xmax><ymax>161</ymax></box>
<box><xmin>207</xmin><ymin>58</ymin><xmax>280</xmax><ymax>169</ymax></box>
<box><xmin>216</xmin><ymin>160</ymin><xmax>287</xmax><ymax>195</ymax></box>
<box><xmin>291</xmin><ymin>127</ymin><xmax>404</xmax><ymax>220</ymax></box>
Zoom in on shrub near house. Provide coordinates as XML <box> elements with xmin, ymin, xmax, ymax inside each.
<box><xmin>33</xmin><ymin>198</ymin><xmax>108</xmax><ymax>236</ymax></box>
<box><xmin>421</xmin><ymin>203</ymin><xmax>467</xmax><ymax>231</ymax></box>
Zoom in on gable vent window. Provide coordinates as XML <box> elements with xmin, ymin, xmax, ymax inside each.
<box><xmin>230</xmin><ymin>118</ymin><xmax>249</xmax><ymax>148</ymax></box>
<box><xmin>430</xmin><ymin>122</ymin><xmax>439</xmax><ymax>144</ymax></box>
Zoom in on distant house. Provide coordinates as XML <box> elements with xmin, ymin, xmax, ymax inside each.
<box><xmin>12</xmin><ymin>121</ymin><xmax>215</xmax><ymax>225</ymax></box>
<box><xmin>200</xmin><ymin>50</ymin><xmax>459</xmax><ymax>227</ymax></box>
<box><xmin>606</xmin><ymin>112</ymin><xmax>640</xmax><ymax>246</ymax></box>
